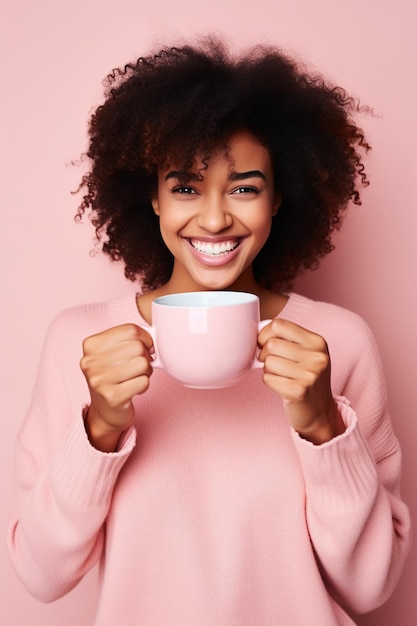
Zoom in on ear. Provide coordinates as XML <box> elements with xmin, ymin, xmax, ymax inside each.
<box><xmin>272</xmin><ymin>194</ymin><xmax>281</xmax><ymax>217</ymax></box>
<box><xmin>151</xmin><ymin>197</ymin><xmax>160</xmax><ymax>216</ymax></box>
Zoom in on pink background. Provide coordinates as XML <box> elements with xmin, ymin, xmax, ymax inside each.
<box><xmin>1</xmin><ymin>1</ymin><xmax>416</xmax><ymax>624</ymax></box>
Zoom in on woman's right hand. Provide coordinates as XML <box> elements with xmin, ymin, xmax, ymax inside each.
<box><xmin>80</xmin><ymin>324</ymin><xmax>154</xmax><ymax>451</ymax></box>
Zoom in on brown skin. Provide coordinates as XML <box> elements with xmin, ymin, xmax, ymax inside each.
<box><xmin>258</xmin><ymin>318</ymin><xmax>346</xmax><ymax>444</ymax></box>
<box><xmin>81</xmin><ymin>324</ymin><xmax>154</xmax><ymax>452</ymax></box>
<box><xmin>81</xmin><ymin>132</ymin><xmax>345</xmax><ymax>452</ymax></box>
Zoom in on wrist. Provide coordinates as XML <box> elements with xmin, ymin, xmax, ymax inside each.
<box><xmin>84</xmin><ymin>406</ymin><xmax>127</xmax><ymax>453</ymax></box>
<box><xmin>297</xmin><ymin>402</ymin><xmax>346</xmax><ymax>445</ymax></box>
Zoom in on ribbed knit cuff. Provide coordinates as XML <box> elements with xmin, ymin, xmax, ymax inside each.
<box><xmin>49</xmin><ymin>413</ymin><xmax>136</xmax><ymax>510</ymax></box>
<box><xmin>291</xmin><ymin>398</ymin><xmax>379</xmax><ymax>514</ymax></box>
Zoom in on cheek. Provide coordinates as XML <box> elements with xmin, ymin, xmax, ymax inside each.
<box><xmin>159</xmin><ymin>213</ymin><xmax>180</xmax><ymax>232</ymax></box>
<box><xmin>253</xmin><ymin>208</ymin><xmax>273</xmax><ymax>239</ymax></box>
<box><xmin>254</xmin><ymin>217</ymin><xmax>274</xmax><ymax>254</ymax></box>
<box><xmin>157</xmin><ymin>209</ymin><xmax>187</xmax><ymax>248</ymax></box>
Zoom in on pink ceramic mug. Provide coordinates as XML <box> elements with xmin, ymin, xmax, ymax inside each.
<box><xmin>148</xmin><ymin>291</ymin><xmax>270</xmax><ymax>389</ymax></box>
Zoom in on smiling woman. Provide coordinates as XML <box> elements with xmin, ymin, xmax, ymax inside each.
<box><xmin>7</xmin><ymin>36</ymin><xmax>411</xmax><ymax>626</ymax></box>
<box><xmin>75</xmin><ymin>37</ymin><xmax>370</xmax><ymax>294</ymax></box>
<box><xmin>150</xmin><ymin>131</ymin><xmax>279</xmax><ymax>294</ymax></box>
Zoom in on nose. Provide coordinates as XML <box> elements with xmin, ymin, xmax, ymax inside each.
<box><xmin>196</xmin><ymin>195</ymin><xmax>233</xmax><ymax>232</ymax></box>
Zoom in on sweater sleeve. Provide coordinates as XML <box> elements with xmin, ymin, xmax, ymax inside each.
<box><xmin>291</xmin><ymin>315</ymin><xmax>411</xmax><ymax>615</ymax></box>
<box><xmin>7</xmin><ymin>309</ymin><xmax>136</xmax><ymax>602</ymax></box>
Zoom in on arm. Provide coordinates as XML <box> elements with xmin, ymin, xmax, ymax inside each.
<box><xmin>259</xmin><ymin>315</ymin><xmax>411</xmax><ymax>614</ymax></box>
<box><xmin>7</xmin><ymin>311</ymin><xmax>149</xmax><ymax>602</ymax></box>
<box><xmin>8</xmin><ymin>411</ymin><xmax>135</xmax><ymax>602</ymax></box>
<box><xmin>292</xmin><ymin>398</ymin><xmax>410</xmax><ymax>614</ymax></box>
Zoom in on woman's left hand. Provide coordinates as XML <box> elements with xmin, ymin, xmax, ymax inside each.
<box><xmin>258</xmin><ymin>319</ymin><xmax>346</xmax><ymax>444</ymax></box>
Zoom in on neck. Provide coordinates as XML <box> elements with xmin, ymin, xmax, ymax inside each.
<box><xmin>137</xmin><ymin>265</ymin><xmax>288</xmax><ymax>323</ymax></box>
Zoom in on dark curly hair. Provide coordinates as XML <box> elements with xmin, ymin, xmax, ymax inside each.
<box><xmin>76</xmin><ymin>36</ymin><xmax>371</xmax><ymax>292</ymax></box>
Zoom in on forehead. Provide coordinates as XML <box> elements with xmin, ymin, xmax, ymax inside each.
<box><xmin>223</xmin><ymin>131</ymin><xmax>272</xmax><ymax>167</ymax></box>
<box><xmin>159</xmin><ymin>130</ymin><xmax>273</xmax><ymax>176</ymax></box>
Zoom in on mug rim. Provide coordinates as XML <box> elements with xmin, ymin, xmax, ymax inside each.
<box><xmin>153</xmin><ymin>291</ymin><xmax>259</xmax><ymax>308</ymax></box>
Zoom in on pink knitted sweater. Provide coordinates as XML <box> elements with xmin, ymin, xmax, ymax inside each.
<box><xmin>8</xmin><ymin>293</ymin><xmax>411</xmax><ymax>625</ymax></box>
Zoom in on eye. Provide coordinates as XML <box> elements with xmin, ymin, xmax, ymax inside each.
<box><xmin>231</xmin><ymin>186</ymin><xmax>261</xmax><ymax>195</ymax></box>
<box><xmin>171</xmin><ymin>186</ymin><xmax>197</xmax><ymax>195</ymax></box>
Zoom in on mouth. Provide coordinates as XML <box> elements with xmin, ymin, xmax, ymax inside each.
<box><xmin>189</xmin><ymin>239</ymin><xmax>240</xmax><ymax>257</ymax></box>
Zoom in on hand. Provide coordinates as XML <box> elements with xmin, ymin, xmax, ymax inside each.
<box><xmin>80</xmin><ymin>324</ymin><xmax>154</xmax><ymax>451</ymax></box>
<box><xmin>258</xmin><ymin>319</ymin><xmax>345</xmax><ymax>444</ymax></box>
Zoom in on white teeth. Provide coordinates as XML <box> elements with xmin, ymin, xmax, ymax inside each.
<box><xmin>191</xmin><ymin>240</ymin><xmax>239</xmax><ymax>256</ymax></box>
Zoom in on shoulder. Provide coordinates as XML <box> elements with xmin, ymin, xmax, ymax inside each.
<box><xmin>286</xmin><ymin>293</ymin><xmax>371</xmax><ymax>334</ymax></box>
<box><xmin>47</xmin><ymin>301</ymin><xmax>111</xmax><ymax>343</ymax></box>
<box><xmin>286</xmin><ymin>293</ymin><xmax>380</xmax><ymax>366</ymax></box>
<box><xmin>45</xmin><ymin>293</ymin><xmax>139</xmax><ymax>351</ymax></box>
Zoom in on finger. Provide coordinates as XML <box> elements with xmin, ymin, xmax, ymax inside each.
<box><xmin>105</xmin><ymin>338</ymin><xmax>153</xmax><ymax>365</ymax></box>
<box><xmin>134</xmin><ymin>326</ymin><xmax>154</xmax><ymax>351</ymax></box>
<box><xmin>83</xmin><ymin>324</ymin><xmax>153</xmax><ymax>355</ymax></box>
<box><xmin>262</xmin><ymin>372</ymin><xmax>309</xmax><ymax>403</ymax></box>
<box><xmin>87</xmin><ymin>355</ymin><xmax>153</xmax><ymax>390</ymax></box>
<box><xmin>258</xmin><ymin>336</ymin><xmax>306</xmax><ymax>364</ymax></box>
<box><xmin>263</xmin><ymin>353</ymin><xmax>316</xmax><ymax>384</ymax></box>
<box><xmin>81</xmin><ymin>335</ymin><xmax>153</xmax><ymax>377</ymax></box>
<box><xmin>258</xmin><ymin>318</ymin><xmax>327</xmax><ymax>352</ymax></box>
<box><xmin>116</xmin><ymin>374</ymin><xmax>151</xmax><ymax>398</ymax></box>
<box><xmin>259</xmin><ymin>337</ymin><xmax>330</xmax><ymax>375</ymax></box>
<box><xmin>110</xmin><ymin>355</ymin><xmax>154</xmax><ymax>384</ymax></box>
<box><xmin>95</xmin><ymin>375</ymin><xmax>151</xmax><ymax>410</ymax></box>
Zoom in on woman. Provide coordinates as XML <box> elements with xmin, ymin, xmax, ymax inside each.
<box><xmin>8</xmin><ymin>38</ymin><xmax>411</xmax><ymax>625</ymax></box>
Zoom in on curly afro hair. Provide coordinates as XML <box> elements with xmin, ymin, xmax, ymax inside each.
<box><xmin>76</xmin><ymin>36</ymin><xmax>370</xmax><ymax>292</ymax></box>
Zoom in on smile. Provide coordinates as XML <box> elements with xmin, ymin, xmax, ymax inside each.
<box><xmin>190</xmin><ymin>239</ymin><xmax>240</xmax><ymax>256</ymax></box>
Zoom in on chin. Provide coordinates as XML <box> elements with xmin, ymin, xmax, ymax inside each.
<box><xmin>197</xmin><ymin>277</ymin><xmax>239</xmax><ymax>291</ymax></box>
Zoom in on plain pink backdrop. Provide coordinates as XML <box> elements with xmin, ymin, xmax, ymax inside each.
<box><xmin>1</xmin><ymin>1</ymin><xmax>416</xmax><ymax>624</ymax></box>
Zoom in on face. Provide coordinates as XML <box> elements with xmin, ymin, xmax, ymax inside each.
<box><xmin>152</xmin><ymin>130</ymin><xmax>280</xmax><ymax>293</ymax></box>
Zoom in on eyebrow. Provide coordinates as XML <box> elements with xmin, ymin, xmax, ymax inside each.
<box><xmin>164</xmin><ymin>171</ymin><xmax>201</xmax><ymax>182</ymax></box>
<box><xmin>164</xmin><ymin>169</ymin><xmax>267</xmax><ymax>182</ymax></box>
<box><xmin>229</xmin><ymin>170</ymin><xmax>266</xmax><ymax>182</ymax></box>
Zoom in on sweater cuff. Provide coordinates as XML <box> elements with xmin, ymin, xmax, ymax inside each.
<box><xmin>291</xmin><ymin>397</ymin><xmax>378</xmax><ymax>514</ymax></box>
<box><xmin>48</xmin><ymin>413</ymin><xmax>136</xmax><ymax>509</ymax></box>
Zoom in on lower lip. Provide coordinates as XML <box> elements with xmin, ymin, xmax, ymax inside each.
<box><xmin>187</xmin><ymin>240</ymin><xmax>242</xmax><ymax>267</ymax></box>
